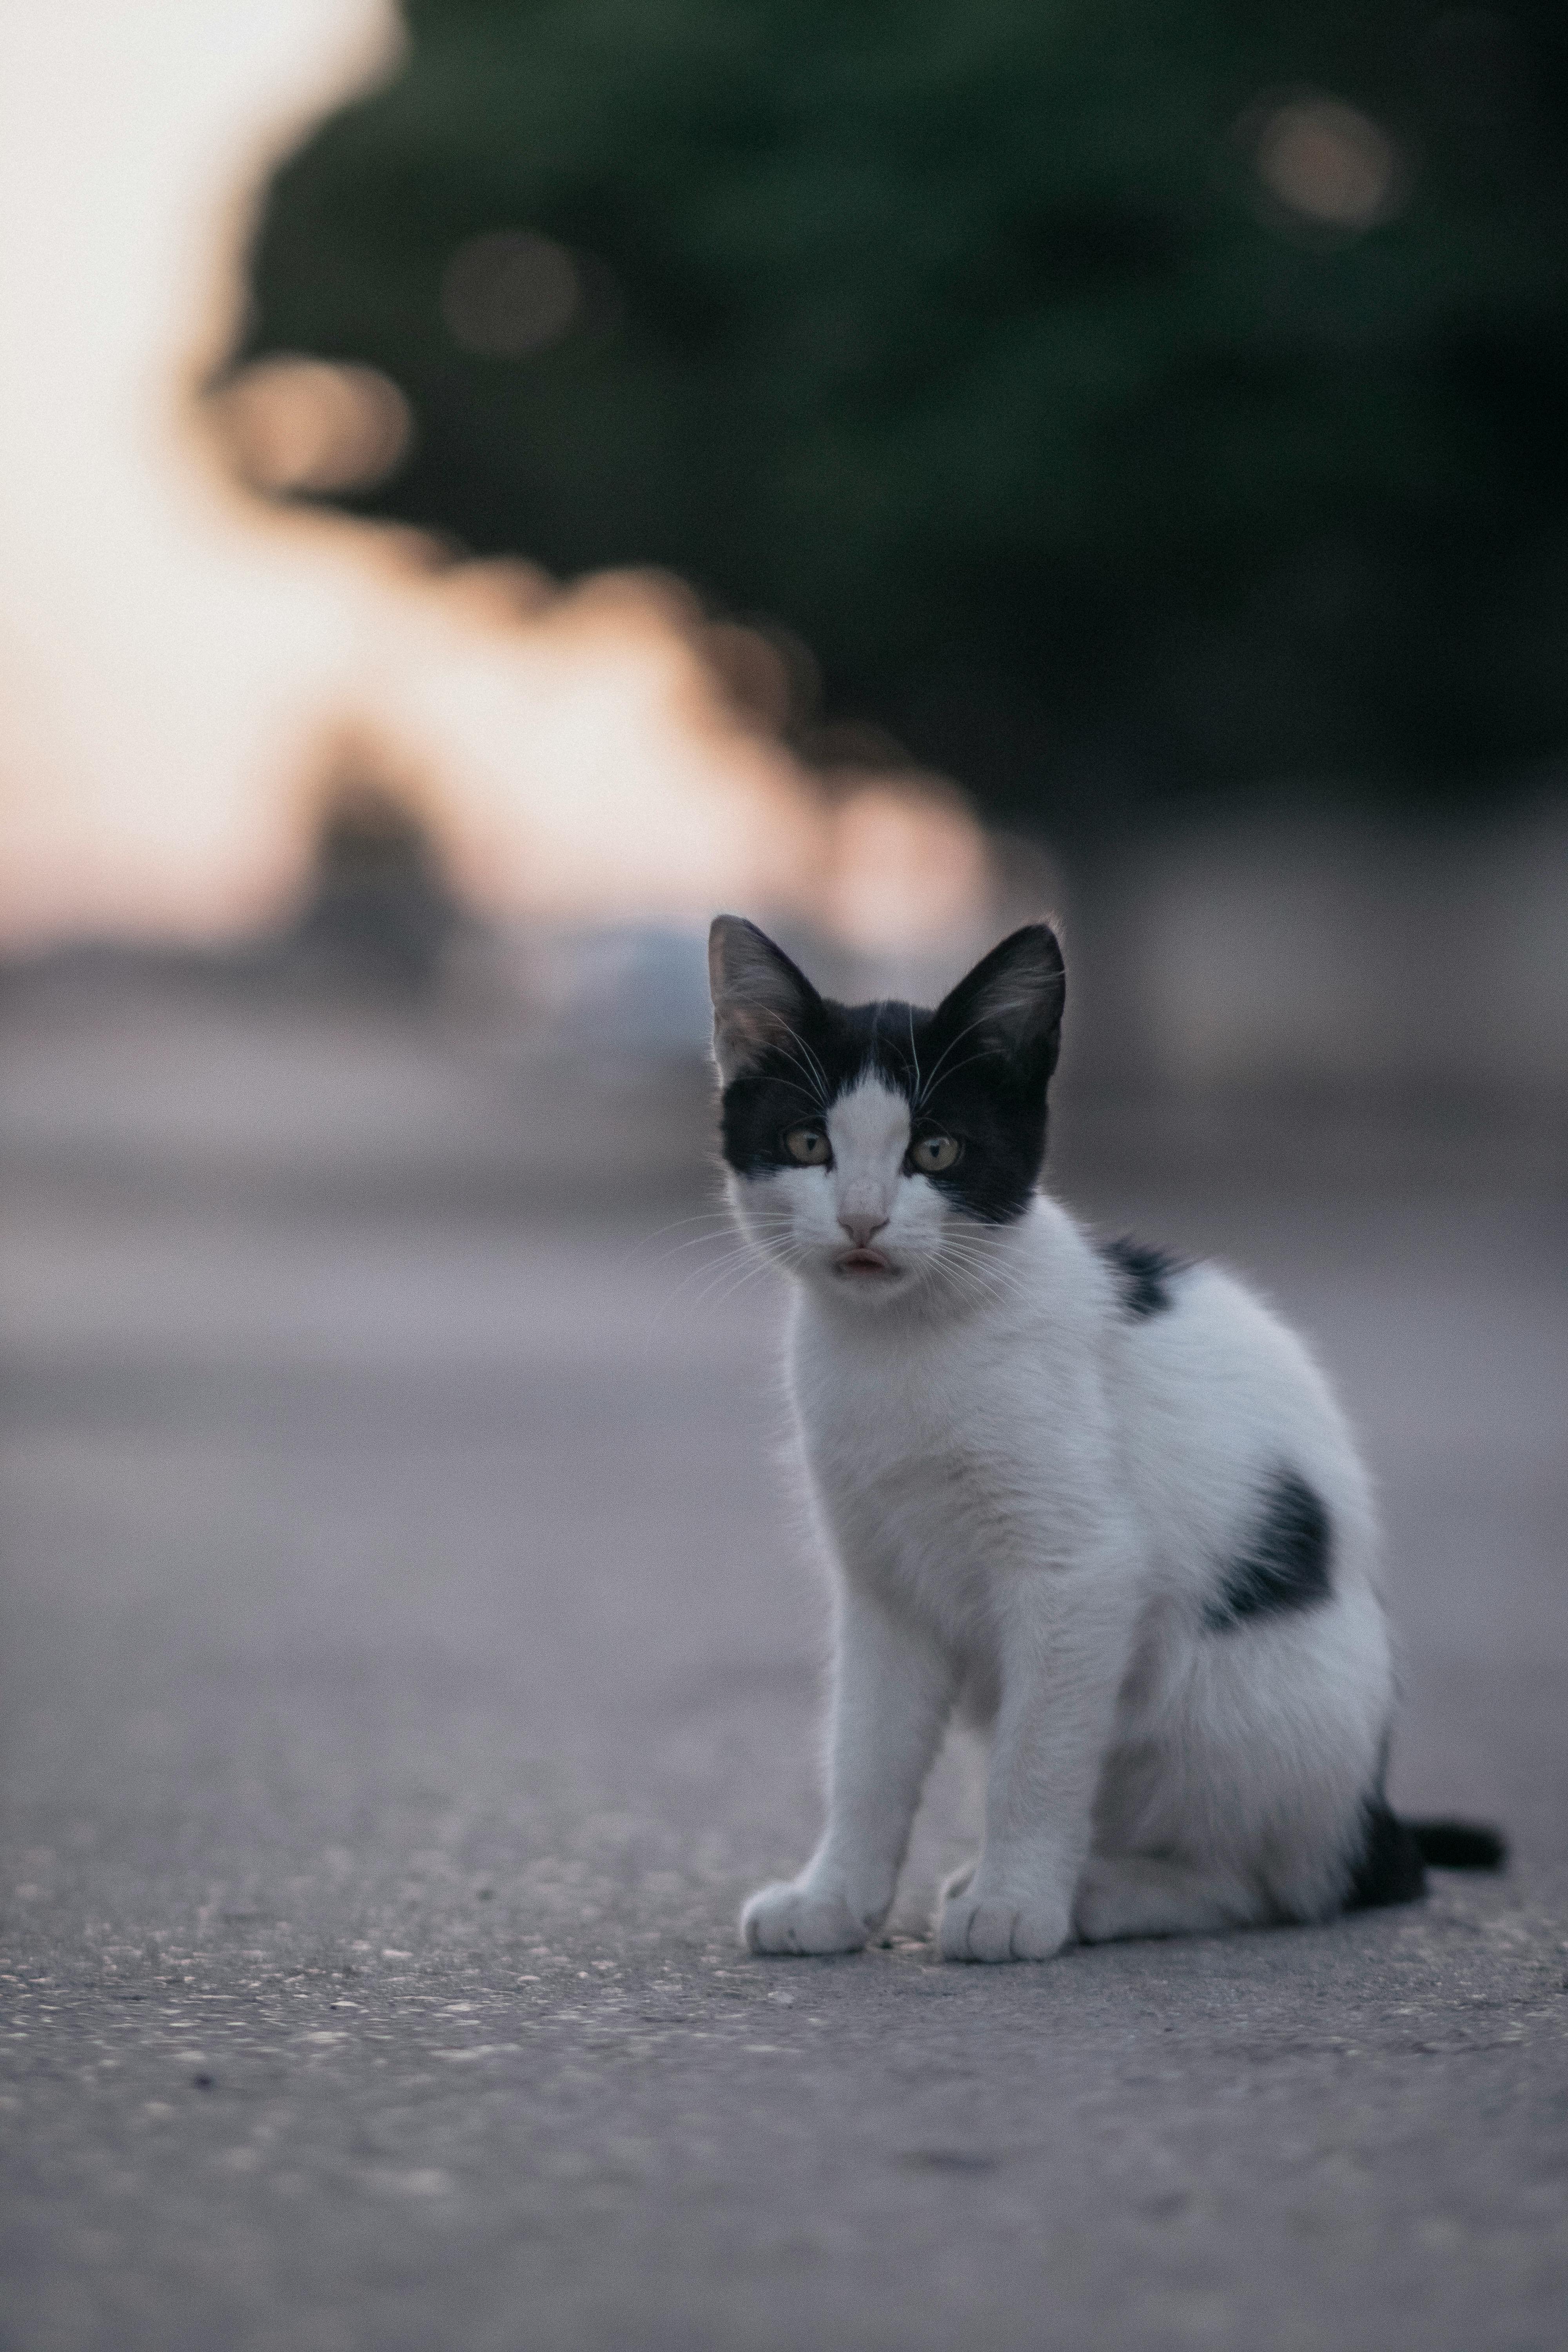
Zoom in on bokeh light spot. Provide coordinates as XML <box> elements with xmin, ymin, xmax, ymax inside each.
<box><xmin>825</xmin><ymin>782</ymin><xmax>993</xmax><ymax>960</ymax></box>
<box><xmin>1251</xmin><ymin>97</ymin><xmax>1407</xmax><ymax>232</ymax></box>
<box><xmin>208</xmin><ymin>355</ymin><xmax>414</xmax><ymax>495</ymax></box>
<box><xmin>441</xmin><ymin>230</ymin><xmax>582</xmax><ymax>357</ymax></box>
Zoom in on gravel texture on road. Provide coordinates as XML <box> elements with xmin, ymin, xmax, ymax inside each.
<box><xmin>1</xmin><ymin>995</ymin><xmax>1564</xmax><ymax>2352</ymax></box>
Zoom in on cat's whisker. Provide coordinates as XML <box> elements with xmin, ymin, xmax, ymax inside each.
<box><xmin>676</xmin><ymin>1227</ymin><xmax>805</xmax><ymax>1310</ymax></box>
<box><xmin>651</xmin><ymin>1246</ymin><xmax>762</xmax><ymax>1291</ymax></box>
<box><xmin>914</xmin><ymin>1010</ymin><xmax>1005</xmax><ymax>1106</ymax></box>
<box><xmin>761</xmin><ymin>1021</ymin><xmax>831</xmax><ymax>1112</ymax></box>
<box><xmin>676</xmin><ymin>1230</ymin><xmax>817</xmax><ymax>1320</ymax></box>
<box><xmin>916</xmin><ymin>1046</ymin><xmax>1007</xmax><ymax>1095</ymax></box>
<box><xmin>929</xmin><ymin>1243</ymin><xmax>1029</xmax><ymax>1312</ymax></box>
<box><xmin>646</xmin><ymin>1238</ymin><xmax>775</xmax><ymax>1330</ymax></box>
<box><xmin>629</xmin><ymin>1207</ymin><xmax>737</xmax><ymax>1245</ymax></box>
<box><xmin>934</xmin><ymin>1236</ymin><xmax>1008</xmax><ymax>1277</ymax></box>
<box><xmin>953</xmin><ymin>1264</ymin><xmax>1032</xmax><ymax>1310</ymax></box>
<box><xmin>767</xmin><ymin>1073</ymin><xmax>831</xmax><ymax>1112</ymax></box>
<box><xmin>637</xmin><ymin>1226</ymin><xmax>764</xmax><ymax>1270</ymax></box>
<box><xmin>777</xmin><ymin>1017</ymin><xmax>831</xmax><ymax>1107</ymax></box>
<box><xmin>700</xmin><ymin>1252</ymin><xmax>797</xmax><ymax>1317</ymax></box>
<box><xmin>685</xmin><ymin>1252</ymin><xmax>774</xmax><ymax>1312</ymax></box>
<box><xmin>643</xmin><ymin>1214</ymin><xmax>792</xmax><ymax>1268</ymax></box>
<box><xmin>934</xmin><ymin>1256</ymin><xmax>1014</xmax><ymax>1313</ymax></box>
<box><xmin>621</xmin><ymin>1209</ymin><xmax>782</xmax><ymax>1275</ymax></box>
<box><xmin>938</xmin><ymin>1237</ymin><xmax>1020</xmax><ymax>1281</ymax></box>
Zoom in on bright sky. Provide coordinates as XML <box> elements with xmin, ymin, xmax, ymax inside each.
<box><xmin>0</xmin><ymin>0</ymin><xmax>993</xmax><ymax>954</ymax></box>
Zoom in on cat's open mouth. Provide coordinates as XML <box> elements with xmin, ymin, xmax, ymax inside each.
<box><xmin>836</xmin><ymin>1248</ymin><xmax>896</xmax><ymax>1278</ymax></box>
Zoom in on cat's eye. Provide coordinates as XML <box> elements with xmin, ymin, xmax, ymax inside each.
<box><xmin>909</xmin><ymin>1132</ymin><xmax>962</xmax><ymax>1174</ymax></box>
<box><xmin>783</xmin><ymin>1124</ymin><xmax>832</xmax><ymax>1166</ymax></box>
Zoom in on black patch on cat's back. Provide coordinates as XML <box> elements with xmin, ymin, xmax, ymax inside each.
<box><xmin>1100</xmin><ymin>1236</ymin><xmax>1183</xmax><ymax>1319</ymax></box>
<box><xmin>1203</xmin><ymin>1471</ymin><xmax>1332</xmax><ymax>1632</ymax></box>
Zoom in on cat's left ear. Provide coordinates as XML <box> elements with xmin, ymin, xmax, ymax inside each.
<box><xmin>932</xmin><ymin>923</ymin><xmax>1065</xmax><ymax>1077</ymax></box>
<box><xmin>708</xmin><ymin>915</ymin><xmax>822</xmax><ymax>1085</ymax></box>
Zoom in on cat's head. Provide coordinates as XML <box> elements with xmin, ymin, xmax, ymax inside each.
<box><xmin>708</xmin><ymin>916</ymin><xmax>1065</xmax><ymax>1308</ymax></box>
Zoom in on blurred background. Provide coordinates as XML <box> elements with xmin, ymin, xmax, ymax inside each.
<box><xmin>0</xmin><ymin>6</ymin><xmax>1564</xmax><ymax>2340</ymax></box>
<box><xmin>3</xmin><ymin>0</ymin><xmax>1566</xmax><ymax>1116</ymax></box>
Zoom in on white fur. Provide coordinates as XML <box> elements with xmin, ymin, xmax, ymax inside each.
<box><xmin>732</xmin><ymin>1077</ymin><xmax>1392</xmax><ymax>1961</ymax></box>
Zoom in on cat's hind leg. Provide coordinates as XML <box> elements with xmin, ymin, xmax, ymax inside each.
<box><xmin>1073</xmin><ymin>1855</ymin><xmax>1267</xmax><ymax>1944</ymax></box>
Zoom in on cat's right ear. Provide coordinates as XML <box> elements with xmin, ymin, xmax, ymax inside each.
<box><xmin>931</xmin><ymin>922</ymin><xmax>1066</xmax><ymax>1078</ymax></box>
<box><xmin>708</xmin><ymin>916</ymin><xmax>820</xmax><ymax>1086</ymax></box>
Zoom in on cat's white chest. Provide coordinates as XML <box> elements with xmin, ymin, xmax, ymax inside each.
<box><xmin>788</xmin><ymin>1296</ymin><xmax>1096</xmax><ymax>1672</ymax></box>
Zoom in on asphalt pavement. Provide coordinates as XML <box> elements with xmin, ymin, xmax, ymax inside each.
<box><xmin>1</xmin><ymin>985</ymin><xmax>1564</xmax><ymax>2352</ymax></box>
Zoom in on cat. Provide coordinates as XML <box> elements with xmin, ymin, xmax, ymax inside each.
<box><xmin>708</xmin><ymin>913</ymin><xmax>1504</xmax><ymax>1962</ymax></box>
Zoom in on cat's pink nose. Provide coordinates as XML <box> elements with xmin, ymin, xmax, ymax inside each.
<box><xmin>838</xmin><ymin>1209</ymin><xmax>889</xmax><ymax>1250</ymax></box>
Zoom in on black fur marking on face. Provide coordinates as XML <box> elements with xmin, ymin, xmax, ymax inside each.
<box><xmin>1099</xmin><ymin>1236</ymin><xmax>1184</xmax><ymax>1319</ymax></box>
<box><xmin>1203</xmin><ymin>1470</ymin><xmax>1332</xmax><ymax>1632</ymax></box>
<box><xmin>712</xmin><ymin>922</ymin><xmax>1065</xmax><ymax>1226</ymax></box>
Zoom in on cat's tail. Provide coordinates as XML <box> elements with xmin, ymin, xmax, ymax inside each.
<box><xmin>1405</xmin><ymin>1818</ymin><xmax>1508</xmax><ymax>1871</ymax></box>
<box><xmin>1347</xmin><ymin>1806</ymin><xmax>1507</xmax><ymax>1909</ymax></box>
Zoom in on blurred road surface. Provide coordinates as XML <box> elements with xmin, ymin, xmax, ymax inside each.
<box><xmin>1</xmin><ymin>981</ymin><xmax>1564</xmax><ymax>2352</ymax></box>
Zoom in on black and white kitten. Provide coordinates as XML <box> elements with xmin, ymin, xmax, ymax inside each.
<box><xmin>709</xmin><ymin>915</ymin><xmax>1504</xmax><ymax>1962</ymax></box>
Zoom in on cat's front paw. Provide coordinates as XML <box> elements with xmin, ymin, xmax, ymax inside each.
<box><xmin>937</xmin><ymin>1886</ymin><xmax>1072</xmax><ymax>1963</ymax></box>
<box><xmin>741</xmin><ymin>1877</ymin><xmax>873</xmax><ymax>1956</ymax></box>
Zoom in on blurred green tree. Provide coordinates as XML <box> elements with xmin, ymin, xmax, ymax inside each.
<box><xmin>245</xmin><ymin>1</ymin><xmax>1568</xmax><ymax>837</ymax></box>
